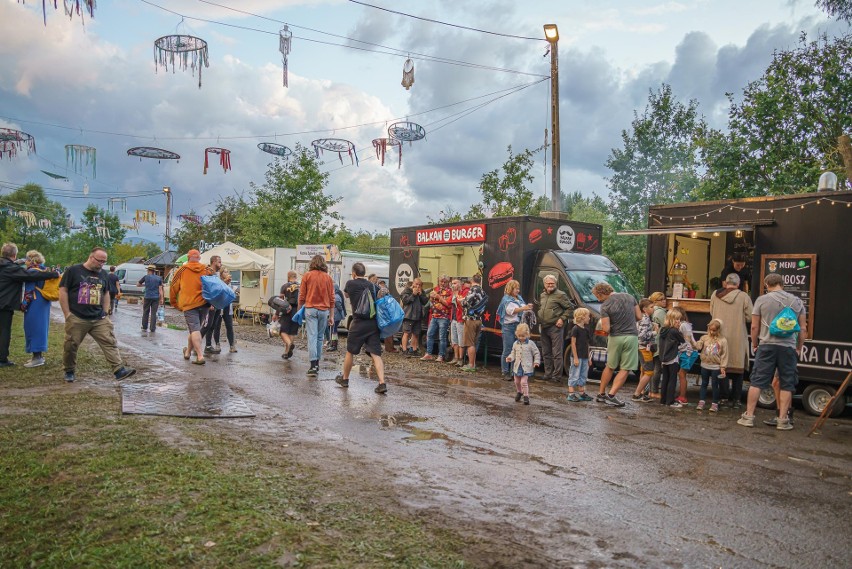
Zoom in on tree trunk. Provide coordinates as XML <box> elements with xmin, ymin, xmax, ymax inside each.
<box><xmin>839</xmin><ymin>134</ymin><xmax>852</xmax><ymax>188</ymax></box>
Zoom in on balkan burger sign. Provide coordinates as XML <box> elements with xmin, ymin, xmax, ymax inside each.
<box><xmin>416</xmin><ymin>223</ymin><xmax>486</xmax><ymax>246</ymax></box>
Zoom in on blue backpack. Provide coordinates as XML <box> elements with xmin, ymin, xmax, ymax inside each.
<box><xmin>764</xmin><ymin>292</ymin><xmax>801</xmax><ymax>338</ymax></box>
<box><xmin>201</xmin><ymin>275</ymin><xmax>236</xmax><ymax>310</ymax></box>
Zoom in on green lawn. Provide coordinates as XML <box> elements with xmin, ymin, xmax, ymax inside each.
<box><xmin>0</xmin><ymin>318</ymin><xmax>469</xmax><ymax>568</ymax></box>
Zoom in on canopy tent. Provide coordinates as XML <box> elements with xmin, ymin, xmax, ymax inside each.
<box><xmin>175</xmin><ymin>242</ymin><xmax>273</xmax><ymax>271</ymax></box>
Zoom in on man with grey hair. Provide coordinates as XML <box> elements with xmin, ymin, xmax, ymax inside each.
<box><xmin>537</xmin><ymin>274</ymin><xmax>573</xmax><ymax>381</ymax></box>
<box><xmin>737</xmin><ymin>273</ymin><xmax>806</xmax><ymax>429</ymax></box>
<box><xmin>710</xmin><ymin>272</ymin><xmax>753</xmax><ymax>408</ymax></box>
<box><xmin>0</xmin><ymin>243</ymin><xmax>59</xmax><ymax>367</ymax></box>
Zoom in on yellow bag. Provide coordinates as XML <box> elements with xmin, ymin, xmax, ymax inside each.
<box><xmin>37</xmin><ymin>277</ymin><xmax>60</xmax><ymax>302</ymax></box>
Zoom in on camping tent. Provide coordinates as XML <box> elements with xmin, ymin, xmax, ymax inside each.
<box><xmin>175</xmin><ymin>242</ymin><xmax>273</xmax><ymax>271</ymax></box>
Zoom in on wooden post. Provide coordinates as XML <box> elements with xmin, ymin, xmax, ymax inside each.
<box><xmin>807</xmin><ymin>371</ymin><xmax>852</xmax><ymax>437</ymax></box>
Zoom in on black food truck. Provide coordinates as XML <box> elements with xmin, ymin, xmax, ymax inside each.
<box><xmin>389</xmin><ymin>216</ymin><xmax>639</xmax><ymax>372</ymax></box>
<box><xmin>620</xmin><ymin>189</ymin><xmax>852</xmax><ymax>416</ymax></box>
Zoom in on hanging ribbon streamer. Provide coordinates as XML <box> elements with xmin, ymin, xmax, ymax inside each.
<box><xmin>65</xmin><ymin>144</ymin><xmax>96</xmax><ymax>178</ymax></box>
<box><xmin>279</xmin><ymin>25</ymin><xmax>293</xmax><ymax>88</ymax></box>
<box><xmin>108</xmin><ymin>198</ymin><xmax>127</xmax><ymax>212</ymax></box>
<box><xmin>38</xmin><ymin>218</ymin><xmax>52</xmax><ymax>229</ymax></box>
<box><xmin>17</xmin><ymin>210</ymin><xmax>37</xmax><ymax>227</ymax></box>
<box><xmin>203</xmin><ymin>147</ymin><xmax>231</xmax><ymax>174</ymax></box>
<box><xmin>135</xmin><ymin>210</ymin><xmax>157</xmax><ymax>225</ymax></box>
<box><xmin>178</xmin><ymin>214</ymin><xmax>203</xmax><ymax>225</ymax></box>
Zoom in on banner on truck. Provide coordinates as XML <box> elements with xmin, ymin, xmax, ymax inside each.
<box><xmin>296</xmin><ymin>244</ymin><xmax>342</xmax><ymax>263</ymax></box>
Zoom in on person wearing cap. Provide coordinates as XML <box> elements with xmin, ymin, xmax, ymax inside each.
<box><xmin>137</xmin><ymin>264</ymin><xmax>164</xmax><ymax>333</ymax></box>
<box><xmin>710</xmin><ymin>272</ymin><xmax>754</xmax><ymax>407</ymax></box>
<box><xmin>169</xmin><ymin>249</ymin><xmax>214</xmax><ymax>365</ymax></box>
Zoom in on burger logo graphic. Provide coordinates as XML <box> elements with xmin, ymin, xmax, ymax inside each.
<box><xmin>768</xmin><ymin>260</ymin><xmax>777</xmax><ymax>272</ymax></box>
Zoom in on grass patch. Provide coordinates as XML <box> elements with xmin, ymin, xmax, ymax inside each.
<box><xmin>0</xmin><ymin>319</ymin><xmax>470</xmax><ymax>568</ymax></box>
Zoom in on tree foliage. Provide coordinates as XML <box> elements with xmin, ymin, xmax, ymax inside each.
<box><xmin>471</xmin><ymin>146</ymin><xmax>539</xmax><ymax>218</ymax></box>
<box><xmin>172</xmin><ymin>196</ymin><xmax>249</xmax><ymax>254</ymax></box>
<box><xmin>0</xmin><ymin>184</ymin><xmax>68</xmax><ymax>255</ymax></box>
<box><xmin>240</xmin><ymin>144</ymin><xmax>341</xmax><ymax>248</ymax></box>
<box><xmin>697</xmin><ymin>33</ymin><xmax>852</xmax><ymax>199</ymax></box>
<box><xmin>816</xmin><ymin>0</ymin><xmax>852</xmax><ymax>22</ymax></box>
<box><xmin>606</xmin><ymin>84</ymin><xmax>704</xmax><ymax>228</ymax></box>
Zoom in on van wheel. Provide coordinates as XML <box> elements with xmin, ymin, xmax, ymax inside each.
<box><xmin>802</xmin><ymin>384</ymin><xmax>843</xmax><ymax>417</ymax></box>
<box><xmin>756</xmin><ymin>388</ymin><xmax>777</xmax><ymax>409</ymax></box>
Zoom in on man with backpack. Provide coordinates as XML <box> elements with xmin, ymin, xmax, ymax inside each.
<box><xmin>537</xmin><ymin>275</ymin><xmax>574</xmax><ymax>382</ymax></box>
<box><xmin>335</xmin><ymin>261</ymin><xmax>387</xmax><ymax>393</ymax></box>
<box><xmin>461</xmin><ymin>273</ymin><xmax>487</xmax><ymax>372</ymax></box>
<box><xmin>272</xmin><ymin>271</ymin><xmax>301</xmax><ymax>360</ymax></box>
<box><xmin>737</xmin><ymin>273</ymin><xmax>806</xmax><ymax>430</ymax></box>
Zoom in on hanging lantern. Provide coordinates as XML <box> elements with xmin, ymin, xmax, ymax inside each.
<box><xmin>0</xmin><ymin>128</ymin><xmax>36</xmax><ymax>160</ymax></box>
<box><xmin>154</xmin><ymin>34</ymin><xmax>209</xmax><ymax>89</ymax></box>
<box><xmin>257</xmin><ymin>143</ymin><xmax>293</xmax><ymax>158</ymax></box>
<box><xmin>401</xmin><ymin>58</ymin><xmax>414</xmax><ymax>90</ymax></box>
<box><xmin>279</xmin><ymin>25</ymin><xmax>293</xmax><ymax>88</ymax></box>
<box><xmin>203</xmin><ymin>147</ymin><xmax>231</xmax><ymax>174</ymax></box>
<box><xmin>65</xmin><ymin>144</ymin><xmax>96</xmax><ymax>178</ymax></box>
<box><xmin>388</xmin><ymin>121</ymin><xmax>426</xmax><ymax>145</ymax></box>
<box><xmin>311</xmin><ymin>138</ymin><xmax>358</xmax><ymax>166</ymax></box>
<box><xmin>127</xmin><ymin>146</ymin><xmax>181</xmax><ymax>164</ymax></box>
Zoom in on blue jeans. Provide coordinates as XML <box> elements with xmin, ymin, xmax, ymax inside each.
<box><xmin>426</xmin><ymin>317</ymin><xmax>449</xmax><ymax>358</ymax></box>
<box><xmin>568</xmin><ymin>358</ymin><xmax>590</xmax><ymax>387</ymax></box>
<box><xmin>699</xmin><ymin>367</ymin><xmax>725</xmax><ymax>403</ymax></box>
<box><xmin>501</xmin><ymin>322</ymin><xmax>518</xmax><ymax>374</ymax></box>
<box><xmin>305</xmin><ymin>308</ymin><xmax>329</xmax><ymax>362</ymax></box>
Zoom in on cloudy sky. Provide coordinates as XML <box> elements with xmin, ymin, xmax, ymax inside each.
<box><xmin>0</xmin><ymin>0</ymin><xmax>844</xmax><ymax>248</ymax></box>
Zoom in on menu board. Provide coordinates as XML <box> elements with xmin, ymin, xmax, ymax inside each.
<box><xmin>759</xmin><ymin>254</ymin><xmax>816</xmax><ymax>339</ymax></box>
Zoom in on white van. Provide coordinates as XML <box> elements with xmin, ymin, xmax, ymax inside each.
<box><xmin>114</xmin><ymin>263</ymin><xmax>149</xmax><ymax>296</ymax></box>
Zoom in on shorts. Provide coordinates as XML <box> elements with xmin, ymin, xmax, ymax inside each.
<box><xmin>568</xmin><ymin>357</ymin><xmax>589</xmax><ymax>387</ymax></box>
<box><xmin>402</xmin><ymin>319</ymin><xmax>421</xmax><ymax>335</ymax></box>
<box><xmin>462</xmin><ymin>319</ymin><xmax>482</xmax><ymax>348</ymax></box>
<box><xmin>278</xmin><ymin>312</ymin><xmax>300</xmax><ymax>336</ymax></box>
<box><xmin>347</xmin><ymin>317</ymin><xmax>383</xmax><ymax>356</ymax></box>
<box><xmin>750</xmin><ymin>344</ymin><xmax>798</xmax><ymax>391</ymax></box>
<box><xmin>450</xmin><ymin>320</ymin><xmax>464</xmax><ymax>345</ymax></box>
<box><xmin>606</xmin><ymin>335</ymin><xmax>639</xmax><ymax>372</ymax></box>
<box><xmin>514</xmin><ymin>364</ymin><xmax>533</xmax><ymax>377</ymax></box>
<box><xmin>639</xmin><ymin>348</ymin><xmax>654</xmax><ymax>376</ymax></box>
<box><xmin>183</xmin><ymin>305</ymin><xmax>210</xmax><ymax>333</ymax></box>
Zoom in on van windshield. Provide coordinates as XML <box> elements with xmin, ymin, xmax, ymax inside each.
<box><xmin>566</xmin><ymin>270</ymin><xmax>640</xmax><ymax>304</ymax></box>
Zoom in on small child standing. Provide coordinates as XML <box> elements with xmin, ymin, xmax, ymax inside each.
<box><xmin>672</xmin><ymin>307</ymin><xmax>697</xmax><ymax>404</ymax></box>
<box><xmin>506</xmin><ymin>323</ymin><xmax>540</xmax><ymax>405</ymax></box>
<box><xmin>694</xmin><ymin>318</ymin><xmax>728</xmax><ymax>412</ymax></box>
<box><xmin>631</xmin><ymin>299</ymin><xmax>657</xmax><ymax>402</ymax></box>
<box><xmin>567</xmin><ymin>308</ymin><xmax>594</xmax><ymax>402</ymax></box>
<box><xmin>658</xmin><ymin>309</ymin><xmax>686</xmax><ymax>407</ymax></box>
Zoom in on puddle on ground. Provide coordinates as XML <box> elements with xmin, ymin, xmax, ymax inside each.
<box><xmin>405</xmin><ymin>428</ymin><xmax>451</xmax><ymax>441</ymax></box>
<box><xmin>375</xmin><ymin>412</ymin><xmax>428</xmax><ymax>428</ymax></box>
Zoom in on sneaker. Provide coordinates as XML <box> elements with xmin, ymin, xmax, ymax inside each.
<box><xmin>676</xmin><ymin>397</ymin><xmax>688</xmax><ymax>405</ymax></box>
<box><xmin>287</xmin><ymin>344</ymin><xmax>295</xmax><ymax>359</ymax></box>
<box><xmin>523</xmin><ymin>396</ymin><xmax>530</xmax><ymax>405</ymax></box>
<box><xmin>776</xmin><ymin>418</ymin><xmax>793</xmax><ymax>431</ymax></box>
<box><xmin>230</xmin><ymin>345</ymin><xmax>238</xmax><ymax>353</ymax></box>
<box><xmin>64</xmin><ymin>370</ymin><xmax>76</xmax><ymax>382</ymax></box>
<box><xmin>502</xmin><ymin>372</ymin><xmax>513</xmax><ymax>381</ymax></box>
<box><xmin>24</xmin><ymin>357</ymin><xmax>46</xmax><ymax>368</ymax></box>
<box><xmin>763</xmin><ymin>416</ymin><xmax>779</xmax><ymax>427</ymax></box>
<box><xmin>710</xmin><ymin>403</ymin><xmax>719</xmax><ymax>412</ymax></box>
<box><xmin>605</xmin><ymin>394</ymin><xmax>626</xmax><ymax>407</ymax></box>
<box><xmin>566</xmin><ymin>393</ymin><xmax>581</xmax><ymax>402</ymax></box>
<box><xmin>455</xmin><ymin>360</ymin><xmax>465</xmax><ymax>367</ymax></box>
<box><xmin>595</xmin><ymin>392</ymin><xmax>608</xmax><ymax>403</ymax></box>
<box><xmin>631</xmin><ymin>393</ymin><xmax>643</xmax><ymax>401</ymax></box>
<box><xmin>0</xmin><ymin>360</ymin><xmax>14</xmax><ymax>367</ymax></box>
<box><xmin>696</xmin><ymin>400</ymin><xmax>706</xmax><ymax>411</ymax></box>
<box><xmin>733</xmin><ymin>400</ymin><xmax>742</xmax><ymax>409</ymax></box>
<box><xmin>420</xmin><ymin>354</ymin><xmax>435</xmax><ymax>361</ymax></box>
<box><xmin>737</xmin><ymin>413</ymin><xmax>755</xmax><ymax>427</ymax></box>
<box><xmin>435</xmin><ymin>356</ymin><xmax>445</xmax><ymax>363</ymax></box>
<box><xmin>204</xmin><ymin>346</ymin><xmax>214</xmax><ymax>354</ymax></box>
<box><xmin>515</xmin><ymin>392</ymin><xmax>523</xmax><ymax>402</ymax></box>
<box><xmin>461</xmin><ymin>365</ymin><xmax>477</xmax><ymax>372</ymax></box>
<box><xmin>307</xmin><ymin>366</ymin><xmax>319</xmax><ymax>377</ymax></box>
<box><xmin>334</xmin><ymin>374</ymin><xmax>349</xmax><ymax>388</ymax></box>
<box><xmin>375</xmin><ymin>382</ymin><xmax>387</xmax><ymax>394</ymax></box>
<box><xmin>670</xmin><ymin>402</ymin><xmax>684</xmax><ymax>408</ymax></box>
<box><xmin>579</xmin><ymin>393</ymin><xmax>594</xmax><ymax>402</ymax></box>
<box><xmin>213</xmin><ymin>343</ymin><xmax>222</xmax><ymax>353</ymax></box>
<box><xmin>639</xmin><ymin>395</ymin><xmax>653</xmax><ymax>402</ymax></box>
<box><xmin>114</xmin><ymin>367</ymin><xmax>137</xmax><ymax>381</ymax></box>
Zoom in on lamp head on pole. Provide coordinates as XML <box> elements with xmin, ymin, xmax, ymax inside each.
<box><xmin>163</xmin><ymin>186</ymin><xmax>171</xmax><ymax>194</ymax></box>
<box><xmin>543</xmin><ymin>24</ymin><xmax>559</xmax><ymax>43</ymax></box>
<box><xmin>818</xmin><ymin>171</ymin><xmax>838</xmax><ymax>192</ymax></box>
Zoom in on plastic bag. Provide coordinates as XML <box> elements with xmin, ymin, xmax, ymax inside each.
<box><xmin>292</xmin><ymin>306</ymin><xmax>306</xmax><ymax>325</ymax></box>
<box><xmin>267</xmin><ymin>320</ymin><xmax>281</xmax><ymax>338</ymax></box>
<box><xmin>201</xmin><ymin>275</ymin><xmax>236</xmax><ymax>310</ymax></box>
<box><xmin>376</xmin><ymin>295</ymin><xmax>404</xmax><ymax>339</ymax></box>
<box><xmin>157</xmin><ymin>305</ymin><xmax>165</xmax><ymax>325</ymax></box>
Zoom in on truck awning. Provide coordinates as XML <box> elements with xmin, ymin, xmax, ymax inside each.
<box><xmin>616</xmin><ymin>224</ymin><xmax>758</xmax><ymax>236</ymax></box>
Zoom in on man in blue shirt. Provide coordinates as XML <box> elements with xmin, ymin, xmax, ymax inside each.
<box><xmin>137</xmin><ymin>265</ymin><xmax>164</xmax><ymax>333</ymax></box>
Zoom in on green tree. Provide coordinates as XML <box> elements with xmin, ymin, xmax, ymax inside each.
<box><xmin>606</xmin><ymin>84</ymin><xmax>704</xmax><ymax>228</ymax></box>
<box><xmin>171</xmin><ymin>196</ymin><xmax>249</xmax><ymax>254</ymax></box>
<box><xmin>697</xmin><ymin>33</ymin><xmax>852</xmax><ymax>198</ymax></box>
<box><xmin>470</xmin><ymin>146</ymin><xmax>539</xmax><ymax>217</ymax></box>
<box><xmin>816</xmin><ymin>0</ymin><xmax>852</xmax><ymax>22</ymax></box>
<box><xmin>240</xmin><ymin>144</ymin><xmax>341</xmax><ymax>248</ymax></box>
<box><xmin>112</xmin><ymin>242</ymin><xmax>161</xmax><ymax>264</ymax></box>
<box><xmin>0</xmin><ymin>184</ymin><xmax>68</xmax><ymax>256</ymax></box>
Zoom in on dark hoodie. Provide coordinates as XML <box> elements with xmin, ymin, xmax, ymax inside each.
<box><xmin>658</xmin><ymin>326</ymin><xmax>685</xmax><ymax>365</ymax></box>
<box><xmin>0</xmin><ymin>258</ymin><xmax>58</xmax><ymax>311</ymax></box>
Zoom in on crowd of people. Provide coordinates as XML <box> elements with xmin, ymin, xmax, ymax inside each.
<box><xmin>0</xmin><ymin>241</ymin><xmax>809</xmax><ymax>428</ymax></box>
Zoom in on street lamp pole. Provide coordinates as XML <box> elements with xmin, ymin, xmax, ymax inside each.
<box><xmin>163</xmin><ymin>186</ymin><xmax>172</xmax><ymax>251</ymax></box>
<box><xmin>544</xmin><ymin>24</ymin><xmax>560</xmax><ymax>212</ymax></box>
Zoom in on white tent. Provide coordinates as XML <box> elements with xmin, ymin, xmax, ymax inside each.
<box><xmin>200</xmin><ymin>242</ymin><xmax>274</xmax><ymax>271</ymax></box>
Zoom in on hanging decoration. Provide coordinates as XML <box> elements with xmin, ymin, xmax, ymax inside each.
<box><xmin>127</xmin><ymin>147</ymin><xmax>180</xmax><ymax>163</ymax></box>
<box><xmin>41</xmin><ymin>170</ymin><xmax>69</xmax><ymax>181</ymax></box>
<box><xmin>136</xmin><ymin>210</ymin><xmax>157</xmax><ymax>225</ymax></box>
<box><xmin>650</xmin><ymin>197</ymin><xmax>852</xmax><ymax>221</ymax></box>
<box><xmin>311</xmin><ymin>138</ymin><xmax>358</xmax><ymax>166</ymax></box>
<box><xmin>372</xmin><ymin>137</ymin><xmax>402</xmax><ymax>168</ymax></box>
<box><xmin>121</xmin><ymin>219</ymin><xmax>139</xmax><ymax>233</ymax></box>
<box><xmin>401</xmin><ymin>58</ymin><xmax>414</xmax><ymax>90</ymax></box>
<box><xmin>17</xmin><ymin>211</ymin><xmax>37</xmax><ymax>227</ymax></box>
<box><xmin>108</xmin><ymin>198</ymin><xmax>127</xmax><ymax>212</ymax></box>
<box><xmin>0</xmin><ymin>128</ymin><xmax>36</xmax><ymax>160</ymax></box>
<box><xmin>279</xmin><ymin>25</ymin><xmax>293</xmax><ymax>88</ymax></box>
<box><xmin>388</xmin><ymin>121</ymin><xmax>426</xmax><ymax>144</ymax></box>
<box><xmin>96</xmin><ymin>225</ymin><xmax>110</xmax><ymax>240</ymax></box>
<box><xmin>257</xmin><ymin>142</ymin><xmax>293</xmax><ymax>158</ymax></box>
<box><xmin>38</xmin><ymin>218</ymin><xmax>52</xmax><ymax>229</ymax></box>
<box><xmin>203</xmin><ymin>147</ymin><xmax>231</xmax><ymax>175</ymax></box>
<box><xmin>65</xmin><ymin>144</ymin><xmax>97</xmax><ymax>178</ymax></box>
<box><xmin>18</xmin><ymin>0</ymin><xmax>96</xmax><ymax>26</ymax></box>
<box><xmin>82</xmin><ymin>182</ymin><xmax>89</xmax><ymax>196</ymax></box>
<box><xmin>154</xmin><ymin>34</ymin><xmax>209</xmax><ymax>89</ymax></box>
<box><xmin>178</xmin><ymin>214</ymin><xmax>203</xmax><ymax>225</ymax></box>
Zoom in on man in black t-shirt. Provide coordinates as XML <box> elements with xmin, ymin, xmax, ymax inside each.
<box><xmin>334</xmin><ymin>262</ymin><xmax>387</xmax><ymax>394</ymax></box>
<box><xmin>272</xmin><ymin>271</ymin><xmax>301</xmax><ymax>360</ymax></box>
<box><xmin>106</xmin><ymin>266</ymin><xmax>121</xmax><ymax>314</ymax></box>
<box><xmin>58</xmin><ymin>247</ymin><xmax>135</xmax><ymax>383</ymax></box>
